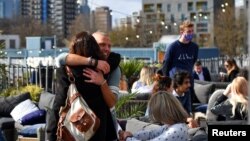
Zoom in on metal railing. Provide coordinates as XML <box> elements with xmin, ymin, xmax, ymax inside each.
<box><xmin>200</xmin><ymin>55</ymin><xmax>250</xmax><ymax>74</ymax></box>
<box><xmin>0</xmin><ymin>55</ymin><xmax>249</xmax><ymax>93</ymax></box>
<box><xmin>0</xmin><ymin>64</ymin><xmax>56</xmax><ymax>93</ymax></box>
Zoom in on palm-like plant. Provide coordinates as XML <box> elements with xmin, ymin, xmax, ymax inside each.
<box><xmin>116</xmin><ymin>93</ymin><xmax>147</xmax><ymax>119</ymax></box>
<box><xmin>119</xmin><ymin>59</ymin><xmax>144</xmax><ymax>79</ymax></box>
<box><xmin>119</xmin><ymin>59</ymin><xmax>144</xmax><ymax>89</ymax></box>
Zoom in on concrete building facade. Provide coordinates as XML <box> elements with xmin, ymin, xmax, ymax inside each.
<box><xmin>140</xmin><ymin>0</ymin><xmax>235</xmax><ymax>47</ymax></box>
<box><xmin>91</xmin><ymin>6</ymin><xmax>112</xmax><ymax>33</ymax></box>
<box><xmin>0</xmin><ymin>0</ymin><xmax>20</xmax><ymax>19</ymax></box>
<box><xmin>0</xmin><ymin>34</ymin><xmax>20</xmax><ymax>49</ymax></box>
<box><xmin>20</xmin><ymin>0</ymin><xmax>78</xmax><ymax>38</ymax></box>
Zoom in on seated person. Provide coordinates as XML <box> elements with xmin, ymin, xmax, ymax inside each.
<box><xmin>173</xmin><ymin>71</ymin><xmax>199</xmax><ymax>128</ymax></box>
<box><xmin>211</xmin><ymin>76</ymin><xmax>248</xmax><ymax>120</ymax></box>
<box><xmin>119</xmin><ymin>91</ymin><xmax>189</xmax><ymax>141</ymax></box>
<box><xmin>144</xmin><ymin>74</ymin><xmax>173</xmax><ymax>116</ymax></box>
<box><xmin>119</xmin><ymin>74</ymin><xmax>129</xmax><ymax>94</ymax></box>
<box><xmin>131</xmin><ymin>66</ymin><xmax>154</xmax><ymax>94</ymax></box>
<box><xmin>193</xmin><ymin>60</ymin><xmax>211</xmax><ymax>81</ymax></box>
<box><xmin>222</xmin><ymin>58</ymin><xmax>240</xmax><ymax>82</ymax></box>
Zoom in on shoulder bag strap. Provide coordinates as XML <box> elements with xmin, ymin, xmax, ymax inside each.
<box><xmin>58</xmin><ymin>66</ymin><xmax>79</xmax><ymax>123</ymax></box>
<box><xmin>65</xmin><ymin>66</ymin><xmax>75</xmax><ymax>83</ymax></box>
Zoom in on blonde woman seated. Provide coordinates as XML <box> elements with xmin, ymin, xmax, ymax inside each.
<box><xmin>119</xmin><ymin>91</ymin><xmax>189</xmax><ymax>141</ymax></box>
<box><xmin>211</xmin><ymin>76</ymin><xmax>248</xmax><ymax>120</ymax></box>
<box><xmin>131</xmin><ymin>66</ymin><xmax>154</xmax><ymax>94</ymax></box>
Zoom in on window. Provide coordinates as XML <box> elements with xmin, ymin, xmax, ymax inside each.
<box><xmin>167</xmin><ymin>4</ymin><xmax>171</xmax><ymax>12</ymax></box>
<box><xmin>170</xmin><ymin>14</ymin><xmax>175</xmax><ymax>23</ymax></box>
<box><xmin>196</xmin><ymin>1</ymin><xmax>208</xmax><ymax>11</ymax></box>
<box><xmin>157</xmin><ymin>4</ymin><xmax>162</xmax><ymax>12</ymax></box>
<box><xmin>181</xmin><ymin>14</ymin><xmax>186</xmax><ymax>21</ymax></box>
<box><xmin>190</xmin><ymin>13</ymin><xmax>196</xmax><ymax>21</ymax></box>
<box><xmin>0</xmin><ymin>40</ymin><xmax>5</xmax><ymax>47</ymax></box>
<box><xmin>188</xmin><ymin>2</ymin><xmax>193</xmax><ymax>11</ymax></box>
<box><xmin>144</xmin><ymin>4</ymin><xmax>154</xmax><ymax>12</ymax></box>
<box><xmin>178</xmin><ymin>3</ymin><xmax>182</xmax><ymax>12</ymax></box>
<box><xmin>9</xmin><ymin>40</ymin><xmax>16</xmax><ymax>49</ymax></box>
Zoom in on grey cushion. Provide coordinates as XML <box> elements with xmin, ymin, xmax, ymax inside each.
<box><xmin>38</xmin><ymin>92</ymin><xmax>55</xmax><ymax>110</ymax></box>
<box><xmin>194</xmin><ymin>80</ymin><xmax>229</xmax><ymax>90</ymax></box>
<box><xmin>207</xmin><ymin>120</ymin><xmax>247</xmax><ymax>125</ymax></box>
<box><xmin>0</xmin><ymin>118</ymin><xmax>15</xmax><ymax>129</ymax></box>
<box><xmin>126</xmin><ymin>118</ymin><xmax>160</xmax><ymax>134</ymax></box>
<box><xmin>206</xmin><ymin>89</ymin><xmax>224</xmax><ymax>121</ymax></box>
<box><xmin>0</xmin><ymin>92</ymin><xmax>31</xmax><ymax>117</ymax></box>
<box><xmin>194</xmin><ymin>83</ymin><xmax>215</xmax><ymax>104</ymax></box>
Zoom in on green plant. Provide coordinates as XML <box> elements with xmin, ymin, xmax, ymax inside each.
<box><xmin>116</xmin><ymin>93</ymin><xmax>147</xmax><ymax>119</ymax></box>
<box><xmin>0</xmin><ymin>85</ymin><xmax>43</xmax><ymax>102</ymax></box>
<box><xmin>0</xmin><ymin>43</ymin><xmax>7</xmax><ymax>90</ymax></box>
<box><xmin>119</xmin><ymin>59</ymin><xmax>144</xmax><ymax>79</ymax></box>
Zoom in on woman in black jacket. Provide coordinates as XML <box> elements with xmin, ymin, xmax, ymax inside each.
<box><xmin>47</xmin><ymin>31</ymin><xmax>117</xmax><ymax>141</ymax></box>
<box><xmin>223</xmin><ymin>58</ymin><xmax>240</xmax><ymax>82</ymax></box>
<box><xmin>211</xmin><ymin>76</ymin><xmax>248</xmax><ymax>120</ymax></box>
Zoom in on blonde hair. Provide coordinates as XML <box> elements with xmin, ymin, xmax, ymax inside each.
<box><xmin>179</xmin><ymin>20</ymin><xmax>194</xmax><ymax>33</ymax></box>
<box><xmin>229</xmin><ymin>77</ymin><xmax>248</xmax><ymax>117</ymax></box>
<box><xmin>139</xmin><ymin>66</ymin><xmax>154</xmax><ymax>86</ymax></box>
<box><xmin>149</xmin><ymin>91</ymin><xmax>188</xmax><ymax>124</ymax></box>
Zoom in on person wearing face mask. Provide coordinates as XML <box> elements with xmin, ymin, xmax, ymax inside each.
<box><xmin>158</xmin><ymin>20</ymin><xmax>199</xmax><ymax>115</ymax></box>
<box><xmin>160</xmin><ymin>20</ymin><xmax>199</xmax><ymax>77</ymax></box>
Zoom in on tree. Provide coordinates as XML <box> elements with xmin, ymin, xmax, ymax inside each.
<box><xmin>0</xmin><ymin>43</ymin><xmax>7</xmax><ymax>90</ymax></box>
<box><xmin>68</xmin><ymin>14</ymin><xmax>90</xmax><ymax>39</ymax></box>
<box><xmin>0</xmin><ymin>16</ymin><xmax>54</xmax><ymax>47</ymax></box>
<box><xmin>110</xmin><ymin>26</ymin><xmax>139</xmax><ymax>47</ymax></box>
<box><xmin>214</xmin><ymin>5</ymin><xmax>247</xmax><ymax>56</ymax></box>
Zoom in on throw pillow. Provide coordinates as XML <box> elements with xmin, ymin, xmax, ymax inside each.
<box><xmin>0</xmin><ymin>92</ymin><xmax>31</xmax><ymax>117</ymax></box>
<box><xmin>10</xmin><ymin>99</ymin><xmax>39</xmax><ymax>122</ymax></box>
<box><xmin>194</xmin><ymin>83</ymin><xmax>215</xmax><ymax>104</ymax></box>
<box><xmin>19</xmin><ymin>123</ymin><xmax>45</xmax><ymax>137</ymax></box>
<box><xmin>20</xmin><ymin>109</ymin><xmax>46</xmax><ymax>125</ymax></box>
<box><xmin>38</xmin><ymin>91</ymin><xmax>55</xmax><ymax>110</ymax></box>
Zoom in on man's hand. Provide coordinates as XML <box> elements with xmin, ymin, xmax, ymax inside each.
<box><xmin>97</xmin><ymin>60</ymin><xmax>110</xmax><ymax>74</ymax></box>
<box><xmin>83</xmin><ymin>68</ymin><xmax>105</xmax><ymax>85</ymax></box>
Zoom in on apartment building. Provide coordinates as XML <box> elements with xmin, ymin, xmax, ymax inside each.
<box><xmin>141</xmin><ymin>0</ymin><xmax>235</xmax><ymax>47</ymax></box>
<box><xmin>20</xmin><ymin>0</ymin><xmax>78</xmax><ymax>38</ymax></box>
<box><xmin>91</xmin><ymin>6</ymin><xmax>112</xmax><ymax>33</ymax></box>
<box><xmin>0</xmin><ymin>0</ymin><xmax>20</xmax><ymax>19</ymax></box>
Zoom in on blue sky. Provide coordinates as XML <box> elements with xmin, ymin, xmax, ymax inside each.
<box><xmin>89</xmin><ymin>0</ymin><xmax>142</xmax><ymax>26</ymax></box>
<box><xmin>235</xmin><ymin>0</ymin><xmax>244</xmax><ymax>6</ymax></box>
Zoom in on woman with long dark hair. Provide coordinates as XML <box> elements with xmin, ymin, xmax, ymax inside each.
<box><xmin>47</xmin><ymin>31</ymin><xmax>117</xmax><ymax>141</ymax></box>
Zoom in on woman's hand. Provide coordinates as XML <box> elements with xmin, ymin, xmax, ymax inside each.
<box><xmin>223</xmin><ymin>83</ymin><xmax>232</xmax><ymax>97</ymax></box>
<box><xmin>97</xmin><ymin>60</ymin><xmax>110</xmax><ymax>74</ymax></box>
<box><xmin>187</xmin><ymin>117</ymin><xmax>199</xmax><ymax>128</ymax></box>
<box><xmin>119</xmin><ymin>130</ymin><xmax>133</xmax><ymax>141</ymax></box>
<box><xmin>83</xmin><ymin>68</ymin><xmax>105</xmax><ymax>85</ymax></box>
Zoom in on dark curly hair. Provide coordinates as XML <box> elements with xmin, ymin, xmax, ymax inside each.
<box><xmin>69</xmin><ymin>31</ymin><xmax>105</xmax><ymax>60</ymax></box>
<box><xmin>152</xmin><ymin>74</ymin><xmax>172</xmax><ymax>94</ymax></box>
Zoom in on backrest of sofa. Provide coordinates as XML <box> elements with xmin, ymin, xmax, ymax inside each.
<box><xmin>38</xmin><ymin>92</ymin><xmax>55</xmax><ymax>111</ymax></box>
<box><xmin>206</xmin><ymin>89</ymin><xmax>224</xmax><ymax>121</ymax></box>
